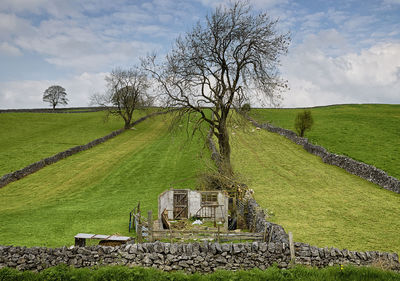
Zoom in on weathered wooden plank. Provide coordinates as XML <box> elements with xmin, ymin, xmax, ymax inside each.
<box><xmin>75</xmin><ymin>233</ymin><xmax>132</xmax><ymax>242</ymax></box>
<box><xmin>92</xmin><ymin>234</ymin><xmax>109</xmax><ymax>239</ymax></box>
<box><xmin>108</xmin><ymin>235</ymin><xmax>131</xmax><ymax>241</ymax></box>
<box><xmin>75</xmin><ymin>233</ymin><xmax>95</xmax><ymax>239</ymax></box>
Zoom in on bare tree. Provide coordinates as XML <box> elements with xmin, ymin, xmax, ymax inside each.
<box><xmin>143</xmin><ymin>1</ymin><xmax>290</xmax><ymax>175</ymax></box>
<box><xmin>91</xmin><ymin>68</ymin><xmax>151</xmax><ymax>129</ymax></box>
<box><xmin>43</xmin><ymin>85</ymin><xmax>68</xmax><ymax>110</ymax></box>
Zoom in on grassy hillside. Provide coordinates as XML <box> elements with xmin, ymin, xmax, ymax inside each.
<box><xmin>231</xmin><ymin>123</ymin><xmax>400</xmax><ymax>254</ymax></box>
<box><xmin>1</xmin><ymin>108</ymin><xmax>398</xmax><ymax>255</ymax></box>
<box><xmin>0</xmin><ymin>111</ymin><xmax>143</xmax><ymax>176</ymax></box>
<box><xmin>249</xmin><ymin>104</ymin><xmax>400</xmax><ymax>179</ymax></box>
<box><xmin>0</xmin><ymin>113</ymin><xmax>210</xmax><ymax>247</ymax></box>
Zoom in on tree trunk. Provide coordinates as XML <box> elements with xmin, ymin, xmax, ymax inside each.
<box><xmin>122</xmin><ymin>113</ymin><xmax>131</xmax><ymax>129</ymax></box>
<box><xmin>217</xmin><ymin>123</ymin><xmax>233</xmax><ymax>176</ymax></box>
<box><xmin>124</xmin><ymin>120</ymin><xmax>131</xmax><ymax>129</ymax></box>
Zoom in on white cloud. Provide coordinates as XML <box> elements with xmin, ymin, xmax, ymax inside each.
<box><xmin>281</xmin><ymin>34</ymin><xmax>400</xmax><ymax>107</ymax></box>
<box><xmin>0</xmin><ymin>0</ymin><xmax>50</xmax><ymax>14</ymax></box>
<box><xmin>383</xmin><ymin>0</ymin><xmax>400</xmax><ymax>5</ymax></box>
<box><xmin>0</xmin><ymin>42</ymin><xmax>22</xmax><ymax>56</ymax></box>
<box><xmin>0</xmin><ymin>0</ymin><xmax>399</xmax><ymax>110</ymax></box>
<box><xmin>0</xmin><ymin>72</ymin><xmax>107</xmax><ymax>109</ymax></box>
<box><xmin>1</xmin><ymin>1</ymin><xmax>188</xmax><ymax>74</ymax></box>
<box><xmin>0</xmin><ymin>80</ymin><xmax>50</xmax><ymax>109</ymax></box>
<box><xmin>0</xmin><ymin>13</ymin><xmax>34</xmax><ymax>39</ymax></box>
<box><xmin>196</xmin><ymin>0</ymin><xmax>287</xmax><ymax>9</ymax></box>
<box><xmin>9</xmin><ymin>15</ymin><xmax>163</xmax><ymax>72</ymax></box>
<box><xmin>342</xmin><ymin>15</ymin><xmax>377</xmax><ymax>31</ymax></box>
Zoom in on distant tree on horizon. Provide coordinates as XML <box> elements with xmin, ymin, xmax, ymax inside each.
<box><xmin>43</xmin><ymin>85</ymin><xmax>68</xmax><ymax>110</ymax></box>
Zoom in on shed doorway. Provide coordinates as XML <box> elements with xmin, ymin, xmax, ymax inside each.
<box><xmin>173</xmin><ymin>190</ymin><xmax>188</xmax><ymax>219</ymax></box>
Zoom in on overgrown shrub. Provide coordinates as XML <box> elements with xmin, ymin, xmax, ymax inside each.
<box><xmin>198</xmin><ymin>170</ymin><xmax>246</xmax><ymax>192</ymax></box>
<box><xmin>241</xmin><ymin>103</ymin><xmax>251</xmax><ymax>113</ymax></box>
<box><xmin>294</xmin><ymin>110</ymin><xmax>314</xmax><ymax>137</ymax></box>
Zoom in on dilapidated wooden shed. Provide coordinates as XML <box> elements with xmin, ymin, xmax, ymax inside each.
<box><xmin>158</xmin><ymin>189</ymin><xmax>229</xmax><ymax>228</ymax></box>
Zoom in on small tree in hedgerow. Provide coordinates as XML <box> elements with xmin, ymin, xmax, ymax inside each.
<box><xmin>295</xmin><ymin>110</ymin><xmax>314</xmax><ymax>137</ymax></box>
<box><xmin>240</xmin><ymin>103</ymin><xmax>251</xmax><ymax>114</ymax></box>
<box><xmin>43</xmin><ymin>85</ymin><xmax>68</xmax><ymax>110</ymax></box>
<box><xmin>143</xmin><ymin>1</ymin><xmax>290</xmax><ymax>176</ymax></box>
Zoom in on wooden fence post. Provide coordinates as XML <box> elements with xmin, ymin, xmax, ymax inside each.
<box><xmin>137</xmin><ymin>201</ymin><xmax>141</xmax><ymax>224</ymax></box>
<box><xmin>137</xmin><ymin>223</ymin><xmax>143</xmax><ymax>243</ymax></box>
<box><xmin>263</xmin><ymin>226</ymin><xmax>268</xmax><ymax>242</ymax></box>
<box><xmin>289</xmin><ymin>232</ymin><xmax>295</xmax><ymax>266</ymax></box>
<box><xmin>268</xmin><ymin>226</ymin><xmax>274</xmax><ymax>243</ymax></box>
<box><xmin>148</xmin><ymin>210</ymin><xmax>153</xmax><ymax>242</ymax></box>
<box><xmin>131</xmin><ymin>207</ymin><xmax>136</xmax><ymax>231</ymax></box>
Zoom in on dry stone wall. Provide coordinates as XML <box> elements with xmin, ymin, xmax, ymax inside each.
<box><xmin>206</xmin><ymin>128</ymin><xmax>221</xmax><ymax>165</ymax></box>
<box><xmin>248</xmin><ymin>117</ymin><xmax>400</xmax><ymax>194</ymax></box>
<box><xmin>1</xmin><ymin>242</ymin><xmax>398</xmax><ymax>272</ymax></box>
<box><xmin>244</xmin><ymin>197</ymin><xmax>289</xmax><ymax>244</ymax></box>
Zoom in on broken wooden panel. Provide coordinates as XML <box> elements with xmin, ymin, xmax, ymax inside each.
<box><xmin>173</xmin><ymin>190</ymin><xmax>188</xmax><ymax>219</ymax></box>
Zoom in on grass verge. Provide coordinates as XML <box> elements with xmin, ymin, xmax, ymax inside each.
<box><xmin>1</xmin><ymin>264</ymin><xmax>399</xmax><ymax>281</ymax></box>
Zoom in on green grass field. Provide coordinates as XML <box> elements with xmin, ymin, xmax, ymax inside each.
<box><xmin>230</xmin><ymin>122</ymin><xmax>400</xmax><ymax>254</ymax></box>
<box><xmin>1</xmin><ymin>264</ymin><xmax>400</xmax><ymax>281</ymax></box>
<box><xmin>0</xmin><ymin>107</ymin><xmax>399</xmax><ymax>256</ymax></box>
<box><xmin>249</xmin><ymin>104</ymin><xmax>400</xmax><ymax>179</ymax></box>
<box><xmin>0</xmin><ymin>111</ymin><xmax>134</xmax><ymax>176</ymax></box>
<box><xmin>0</xmin><ymin>113</ymin><xmax>210</xmax><ymax>247</ymax></box>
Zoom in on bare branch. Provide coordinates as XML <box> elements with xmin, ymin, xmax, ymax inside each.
<box><xmin>142</xmin><ymin>1</ymin><xmax>290</xmax><ymax>175</ymax></box>
<box><xmin>91</xmin><ymin>67</ymin><xmax>151</xmax><ymax>129</ymax></box>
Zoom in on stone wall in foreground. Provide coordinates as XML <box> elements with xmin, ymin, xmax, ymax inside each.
<box><xmin>1</xmin><ymin>242</ymin><xmax>398</xmax><ymax>272</ymax></box>
<box><xmin>248</xmin><ymin>117</ymin><xmax>400</xmax><ymax>194</ymax></box>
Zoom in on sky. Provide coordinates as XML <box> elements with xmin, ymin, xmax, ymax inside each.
<box><xmin>0</xmin><ymin>0</ymin><xmax>399</xmax><ymax>109</ymax></box>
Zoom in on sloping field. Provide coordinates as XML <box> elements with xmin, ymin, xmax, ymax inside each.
<box><xmin>1</xmin><ymin>107</ymin><xmax>398</xmax><ymax>255</ymax></box>
<box><xmin>249</xmin><ymin>104</ymin><xmax>400</xmax><ymax>179</ymax></box>
<box><xmin>0</xmin><ymin>111</ymin><xmax>138</xmax><ymax>175</ymax></box>
<box><xmin>0</xmin><ymin>114</ymin><xmax>210</xmax><ymax>247</ymax></box>
<box><xmin>231</xmin><ymin>125</ymin><xmax>400</xmax><ymax>254</ymax></box>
